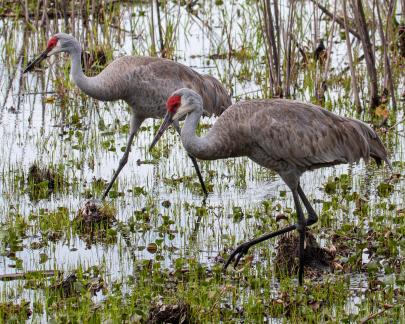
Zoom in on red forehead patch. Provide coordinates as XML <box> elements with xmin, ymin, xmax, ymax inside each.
<box><xmin>47</xmin><ymin>36</ymin><xmax>58</xmax><ymax>49</ymax></box>
<box><xmin>167</xmin><ymin>95</ymin><xmax>181</xmax><ymax>112</ymax></box>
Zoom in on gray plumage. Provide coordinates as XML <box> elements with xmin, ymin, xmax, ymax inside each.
<box><xmin>51</xmin><ymin>33</ymin><xmax>231</xmax><ymax>117</ymax></box>
<box><xmin>175</xmin><ymin>90</ymin><xmax>390</xmax><ymax>188</ymax></box>
<box><xmin>25</xmin><ymin>33</ymin><xmax>231</xmax><ymax>198</ymax></box>
<box><xmin>152</xmin><ymin>88</ymin><xmax>391</xmax><ymax>284</ymax></box>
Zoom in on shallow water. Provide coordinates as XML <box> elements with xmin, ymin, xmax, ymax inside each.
<box><xmin>0</xmin><ymin>1</ymin><xmax>404</xmax><ymax>322</ymax></box>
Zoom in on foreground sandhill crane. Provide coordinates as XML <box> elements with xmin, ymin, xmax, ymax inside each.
<box><xmin>24</xmin><ymin>33</ymin><xmax>231</xmax><ymax>199</ymax></box>
<box><xmin>150</xmin><ymin>88</ymin><xmax>391</xmax><ymax>285</ymax></box>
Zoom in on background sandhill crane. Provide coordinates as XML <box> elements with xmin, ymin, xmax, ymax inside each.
<box><xmin>150</xmin><ymin>88</ymin><xmax>391</xmax><ymax>285</ymax></box>
<box><xmin>24</xmin><ymin>33</ymin><xmax>231</xmax><ymax>199</ymax></box>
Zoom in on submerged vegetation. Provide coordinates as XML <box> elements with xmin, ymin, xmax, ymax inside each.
<box><xmin>0</xmin><ymin>0</ymin><xmax>403</xmax><ymax>322</ymax></box>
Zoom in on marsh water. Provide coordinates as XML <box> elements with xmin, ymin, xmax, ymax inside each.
<box><xmin>0</xmin><ymin>1</ymin><xmax>403</xmax><ymax>322</ymax></box>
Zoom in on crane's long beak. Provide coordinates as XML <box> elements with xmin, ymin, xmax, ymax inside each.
<box><xmin>150</xmin><ymin>113</ymin><xmax>174</xmax><ymax>150</ymax></box>
<box><xmin>23</xmin><ymin>47</ymin><xmax>51</xmax><ymax>73</ymax></box>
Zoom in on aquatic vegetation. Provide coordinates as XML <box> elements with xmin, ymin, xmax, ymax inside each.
<box><xmin>26</xmin><ymin>163</ymin><xmax>66</xmax><ymax>200</ymax></box>
<box><xmin>0</xmin><ymin>0</ymin><xmax>403</xmax><ymax>322</ymax></box>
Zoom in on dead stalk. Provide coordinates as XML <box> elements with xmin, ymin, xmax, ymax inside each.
<box><xmin>71</xmin><ymin>0</ymin><xmax>75</xmax><ymax>35</ymax></box>
<box><xmin>264</xmin><ymin>0</ymin><xmax>280</xmax><ymax>95</ymax></box>
<box><xmin>376</xmin><ymin>0</ymin><xmax>396</xmax><ymax>110</ymax></box>
<box><xmin>313</xmin><ymin>0</ymin><xmax>319</xmax><ymax>51</ymax></box>
<box><xmin>259</xmin><ymin>0</ymin><xmax>275</xmax><ymax>96</ymax></box>
<box><xmin>313</xmin><ymin>0</ymin><xmax>321</xmax><ymax>101</ymax></box>
<box><xmin>284</xmin><ymin>0</ymin><xmax>295</xmax><ymax>97</ymax></box>
<box><xmin>353</xmin><ymin>0</ymin><xmax>380</xmax><ymax>110</ymax></box>
<box><xmin>150</xmin><ymin>0</ymin><xmax>156</xmax><ymax>55</ymax></box>
<box><xmin>40</xmin><ymin>0</ymin><xmax>49</xmax><ymax>28</ymax></box>
<box><xmin>273</xmin><ymin>0</ymin><xmax>281</xmax><ymax>93</ymax></box>
<box><xmin>309</xmin><ymin>0</ymin><xmax>361</xmax><ymax>39</ymax></box>
<box><xmin>319</xmin><ymin>0</ymin><xmax>337</xmax><ymax>102</ymax></box>
<box><xmin>23</xmin><ymin>0</ymin><xmax>29</xmax><ymax>23</ymax></box>
<box><xmin>155</xmin><ymin>0</ymin><xmax>164</xmax><ymax>56</ymax></box>
<box><xmin>343</xmin><ymin>0</ymin><xmax>361</xmax><ymax>111</ymax></box>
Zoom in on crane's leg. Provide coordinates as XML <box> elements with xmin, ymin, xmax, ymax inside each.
<box><xmin>223</xmin><ymin>223</ymin><xmax>298</xmax><ymax>270</ymax></box>
<box><xmin>292</xmin><ymin>189</ymin><xmax>306</xmax><ymax>285</ymax></box>
<box><xmin>101</xmin><ymin>114</ymin><xmax>145</xmax><ymax>200</ymax></box>
<box><xmin>224</xmin><ymin>185</ymin><xmax>318</xmax><ymax>286</ymax></box>
<box><xmin>172</xmin><ymin>122</ymin><xmax>208</xmax><ymax>196</ymax></box>
<box><xmin>297</xmin><ymin>184</ymin><xmax>318</xmax><ymax>226</ymax></box>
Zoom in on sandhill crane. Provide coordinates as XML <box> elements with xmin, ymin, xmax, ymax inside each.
<box><xmin>24</xmin><ymin>33</ymin><xmax>231</xmax><ymax>199</ymax></box>
<box><xmin>150</xmin><ymin>88</ymin><xmax>391</xmax><ymax>285</ymax></box>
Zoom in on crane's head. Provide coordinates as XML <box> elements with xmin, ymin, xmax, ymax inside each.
<box><xmin>150</xmin><ymin>88</ymin><xmax>203</xmax><ymax>150</ymax></box>
<box><xmin>23</xmin><ymin>33</ymin><xmax>78</xmax><ymax>73</ymax></box>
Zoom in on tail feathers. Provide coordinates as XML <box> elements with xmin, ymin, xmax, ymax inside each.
<box><xmin>352</xmin><ymin>119</ymin><xmax>392</xmax><ymax>172</ymax></box>
<box><xmin>201</xmin><ymin>74</ymin><xmax>232</xmax><ymax>116</ymax></box>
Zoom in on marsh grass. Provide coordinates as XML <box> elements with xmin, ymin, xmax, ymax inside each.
<box><xmin>26</xmin><ymin>163</ymin><xmax>66</xmax><ymax>200</ymax></box>
<box><xmin>0</xmin><ymin>0</ymin><xmax>403</xmax><ymax>322</ymax></box>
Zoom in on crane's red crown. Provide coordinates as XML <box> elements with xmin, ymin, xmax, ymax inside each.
<box><xmin>47</xmin><ymin>36</ymin><xmax>58</xmax><ymax>49</ymax></box>
<box><xmin>167</xmin><ymin>95</ymin><xmax>181</xmax><ymax>113</ymax></box>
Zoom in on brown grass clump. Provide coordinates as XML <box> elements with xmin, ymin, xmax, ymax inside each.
<box><xmin>148</xmin><ymin>301</ymin><xmax>189</xmax><ymax>324</ymax></box>
<box><xmin>275</xmin><ymin>231</ymin><xmax>339</xmax><ymax>278</ymax></box>
<box><xmin>0</xmin><ymin>301</ymin><xmax>31</xmax><ymax>322</ymax></box>
<box><xmin>75</xmin><ymin>199</ymin><xmax>116</xmax><ymax>227</ymax></box>
<box><xmin>27</xmin><ymin>163</ymin><xmax>64</xmax><ymax>190</ymax></box>
<box><xmin>74</xmin><ymin>199</ymin><xmax>117</xmax><ymax>248</ymax></box>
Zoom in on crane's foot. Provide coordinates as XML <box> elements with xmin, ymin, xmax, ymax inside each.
<box><xmin>223</xmin><ymin>241</ymin><xmax>253</xmax><ymax>270</ymax></box>
<box><xmin>223</xmin><ymin>224</ymin><xmax>298</xmax><ymax>272</ymax></box>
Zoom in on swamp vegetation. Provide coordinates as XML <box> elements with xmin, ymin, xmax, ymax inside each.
<box><xmin>0</xmin><ymin>0</ymin><xmax>404</xmax><ymax>322</ymax></box>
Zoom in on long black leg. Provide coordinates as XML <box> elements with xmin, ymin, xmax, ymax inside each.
<box><xmin>297</xmin><ymin>184</ymin><xmax>318</xmax><ymax>226</ymax></box>
<box><xmin>224</xmin><ymin>186</ymin><xmax>317</xmax><ymax>285</ymax></box>
<box><xmin>102</xmin><ymin>114</ymin><xmax>145</xmax><ymax>200</ymax></box>
<box><xmin>223</xmin><ymin>224</ymin><xmax>297</xmax><ymax>270</ymax></box>
<box><xmin>292</xmin><ymin>189</ymin><xmax>306</xmax><ymax>285</ymax></box>
<box><xmin>172</xmin><ymin>122</ymin><xmax>208</xmax><ymax>196</ymax></box>
<box><xmin>188</xmin><ymin>154</ymin><xmax>208</xmax><ymax>195</ymax></box>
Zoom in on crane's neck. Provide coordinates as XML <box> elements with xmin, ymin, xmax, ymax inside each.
<box><xmin>69</xmin><ymin>42</ymin><xmax>110</xmax><ymax>101</ymax></box>
<box><xmin>180</xmin><ymin>107</ymin><xmax>227</xmax><ymax>161</ymax></box>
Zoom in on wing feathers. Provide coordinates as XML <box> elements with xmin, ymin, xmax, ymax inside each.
<box><xmin>247</xmin><ymin>100</ymin><xmax>389</xmax><ymax>171</ymax></box>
